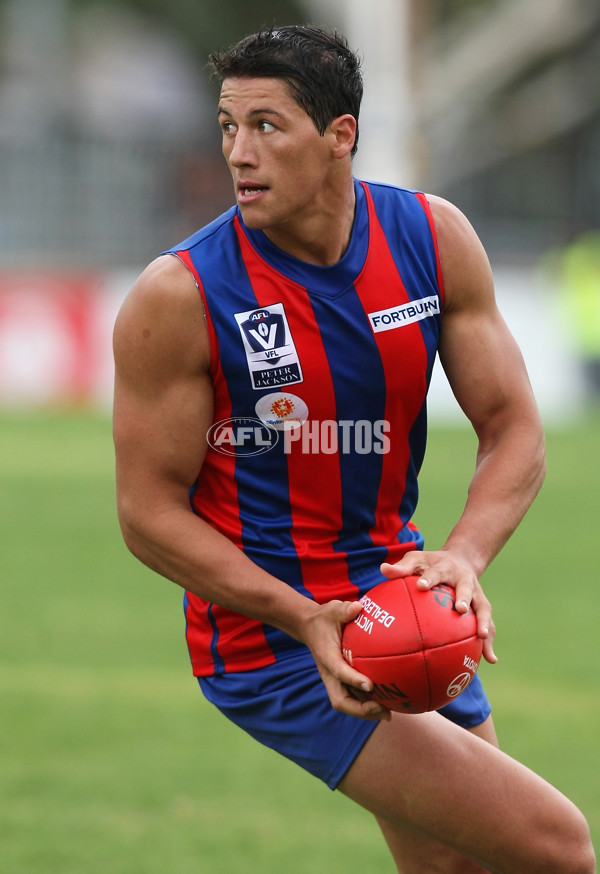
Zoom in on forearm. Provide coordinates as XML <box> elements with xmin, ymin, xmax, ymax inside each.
<box><xmin>118</xmin><ymin>500</ymin><xmax>319</xmax><ymax>641</ymax></box>
<box><xmin>441</xmin><ymin>415</ymin><xmax>546</xmax><ymax>577</ymax></box>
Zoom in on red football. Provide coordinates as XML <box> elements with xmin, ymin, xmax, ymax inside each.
<box><xmin>342</xmin><ymin>576</ymin><xmax>483</xmax><ymax>713</ymax></box>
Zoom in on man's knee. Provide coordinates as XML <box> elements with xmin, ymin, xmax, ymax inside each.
<box><xmin>524</xmin><ymin>805</ymin><xmax>595</xmax><ymax>874</ymax></box>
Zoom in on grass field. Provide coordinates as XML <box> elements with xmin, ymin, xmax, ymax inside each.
<box><xmin>1</xmin><ymin>410</ymin><xmax>598</xmax><ymax>872</ymax></box>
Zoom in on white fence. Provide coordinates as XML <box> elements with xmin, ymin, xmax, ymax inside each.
<box><xmin>0</xmin><ymin>266</ymin><xmax>584</xmax><ymax>424</ymax></box>
<box><xmin>0</xmin><ymin>136</ymin><xmax>231</xmax><ymax>268</ymax></box>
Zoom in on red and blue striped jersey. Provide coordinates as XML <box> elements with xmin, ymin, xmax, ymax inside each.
<box><xmin>163</xmin><ymin>180</ymin><xmax>445</xmax><ymax>676</ymax></box>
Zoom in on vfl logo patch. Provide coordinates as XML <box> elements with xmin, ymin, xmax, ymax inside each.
<box><xmin>235</xmin><ymin>303</ymin><xmax>303</xmax><ymax>390</ymax></box>
<box><xmin>368</xmin><ymin>296</ymin><xmax>440</xmax><ymax>333</ymax></box>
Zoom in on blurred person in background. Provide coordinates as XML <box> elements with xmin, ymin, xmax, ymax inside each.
<box><xmin>558</xmin><ymin>231</ymin><xmax>600</xmax><ymax>406</ymax></box>
<box><xmin>113</xmin><ymin>25</ymin><xmax>595</xmax><ymax>874</ymax></box>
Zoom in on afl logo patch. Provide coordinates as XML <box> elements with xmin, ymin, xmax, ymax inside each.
<box><xmin>206</xmin><ymin>417</ymin><xmax>279</xmax><ymax>456</ymax></box>
<box><xmin>235</xmin><ymin>303</ymin><xmax>303</xmax><ymax>390</ymax></box>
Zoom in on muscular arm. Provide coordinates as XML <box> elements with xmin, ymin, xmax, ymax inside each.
<box><xmin>383</xmin><ymin>196</ymin><xmax>546</xmax><ymax>660</ymax></box>
<box><xmin>113</xmin><ymin>255</ymin><xmax>383</xmax><ymax>718</ymax></box>
<box><xmin>434</xmin><ymin>195</ymin><xmax>546</xmax><ymax>573</ymax></box>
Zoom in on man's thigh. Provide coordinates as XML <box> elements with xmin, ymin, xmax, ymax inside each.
<box><xmin>337</xmin><ymin>710</ymin><xmax>582</xmax><ymax>872</ymax></box>
<box><xmin>370</xmin><ymin>717</ymin><xmax>498</xmax><ymax>874</ymax></box>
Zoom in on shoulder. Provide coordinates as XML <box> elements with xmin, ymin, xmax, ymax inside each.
<box><xmin>425</xmin><ymin>194</ymin><xmax>495</xmax><ymax>313</ymax></box>
<box><xmin>113</xmin><ymin>254</ymin><xmax>209</xmax><ymax>379</ymax></box>
<box><xmin>426</xmin><ymin>194</ymin><xmax>483</xmax><ymax>255</ymax></box>
<box><xmin>115</xmin><ymin>255</ymin><xmax>203</xmax><ymax>332</ymax></box>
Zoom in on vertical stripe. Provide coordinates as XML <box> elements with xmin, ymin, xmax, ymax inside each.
<box><xmin>182</xmin><ymin>236</ymin><xmax>282</xmax><ymax>672</ymax></box>
<box><xmin>414</xmin><ymin>191</ymin><xmax>445</xmax><ymax>307</ymax></box>
<box><xmin>353</xmin><ymin>186</ymin><xmax>428</xmax><ymax>558</ymax></box>
<box><xmin>234</xmin><ymin>224</ymin><xmax>355</xmax><ymax>604</ymax></box>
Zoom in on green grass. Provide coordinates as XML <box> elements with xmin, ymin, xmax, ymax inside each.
<box><xmin>418</xmin><ymin>417</ymin><xmax>600</xmax><ymax>842</ymax></box>
<box><xmin>2</xmin><ymin>410</ymin><xmax>599</xmax><ymax>871</ymax></box>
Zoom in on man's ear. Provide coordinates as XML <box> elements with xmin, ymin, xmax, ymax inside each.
<box><xmin>329</xmin><ymin>114</ymin><xmax>357</xmax><ymax>158</ymax></box>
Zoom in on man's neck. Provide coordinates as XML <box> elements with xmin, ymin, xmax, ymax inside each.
<box><xmin>262</xmin><ymin>178</ymin><xmax>356</xmax><ymax>266</ymax></box>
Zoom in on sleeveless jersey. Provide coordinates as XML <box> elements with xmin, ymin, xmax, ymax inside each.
<box><xmin>163</xmin><ymin>179</ymin><xmax>445</xmax><ymax>676</ymax></box>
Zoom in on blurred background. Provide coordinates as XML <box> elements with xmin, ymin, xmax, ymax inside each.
<box><xmin>2</xmin><ymin>4</ymin><xmax>599</xmax><ymax>871</ymax></box>
<box><xmin>0</xmin><ymin>0</ymin><xmax>599</xmax><ymax>418</ymax></box>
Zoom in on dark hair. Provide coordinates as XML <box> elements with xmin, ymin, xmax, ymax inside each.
<box><xmin>209</xmin><ymin>25</ymin><xmax>363</xmax><ymax>156</ymax></box>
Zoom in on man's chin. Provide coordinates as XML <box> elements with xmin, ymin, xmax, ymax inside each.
<box><xmin>237</xmin><ymin>207</ymin><xmax>272</xmax><ymax>230</ymax></box>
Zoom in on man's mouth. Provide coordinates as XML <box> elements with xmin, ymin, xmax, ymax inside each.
<box><xmin>238</xmin><ymin>181</ymin><xmax>268</xmax><ymax>193</ymax></box>
<box><xmin>237</xmin><ymin>184</ymin><xmax>268</xmax><ymax>204</ymax></box>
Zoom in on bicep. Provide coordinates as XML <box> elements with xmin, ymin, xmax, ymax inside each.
<box><xmin>112</xmin><ymin>257</ymin><xmax>212</xmax><ymax>519</ymax></box>
<box><xmin>439</xmin><ymin>303</ymin><xmax>536</xmax><ymax>437</ymax></box>
<box><xmin>431</xmin><ymin>195</ymin><xmax>539</xmax><ymax>436</ymax></box>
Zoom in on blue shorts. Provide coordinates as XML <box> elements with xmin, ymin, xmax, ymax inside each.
<box><xmin>198</xmin><ymin>647</ymin><xmax>491</xmax><ymax>790</ymax></box>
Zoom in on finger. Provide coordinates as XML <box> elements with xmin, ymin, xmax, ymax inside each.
<box><xmin>325</xmin><ymin>638</ymin><xmax>375</xmax><ymax>695</ymax></box>
<box><xmin>469</xmin><ymin>599</ymin><xmax>497</xmax><ymax>664</ymax></box>
<box><xmin>411</xmin><ymin>560</ymin><xmax>461</xmax><ymax>593</ymax></box>
<box><xmin>471</xmin><ymin>597</ymin><xmax>493</xmax><ymax>638</ymax></box>
<box><xmin>342</xmin><ymin>685</ymin><xmax>392</xmax><ymax>721</ymax></box>
<box><xmin>451</xmin><ymin>574</ymin><xmax>478</xmax><ymax>611</ymax></box>
<box><xmin>360</xmin><ymin>701</ymin><xmax>392</xmax><ymax>721</ymax></box>
<box><xmin>482</xmin><ymin>635</ymin><xmax>498</xmax><ymax>665</ymax></box>
<box><xmin>453</xmin><ymin>587</ymin><xmax>473</xmax><ymax>613</ymax></box>
<box><xmin>339</xmin><ymin>667</ymin><xmax>375</xmax><ymax>695</ymax></box>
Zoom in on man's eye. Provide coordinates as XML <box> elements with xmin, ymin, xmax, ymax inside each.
<box><xmin>258</xmin><ymin>121</ymin><xmax>276</xmax><ymax>133</ymax></box>
<box><xmin>222</xmin><ymin>122</ymin><xmax>236</xmax><ymax>135</ymax></box>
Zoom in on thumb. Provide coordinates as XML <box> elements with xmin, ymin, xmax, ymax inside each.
<box><xmin>380</xmin><ymin>556</ymin><xmax>421</xmax><ymax>579</ymax></box>
<box><xmin>340</xmin><ymin>598</ymin><xmax>363</xmax><ymax>622</ymax></box>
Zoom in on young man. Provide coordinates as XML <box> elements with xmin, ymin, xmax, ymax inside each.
<box><xmin>113</xmin><ymin>25</ymin><xmax>595</xmax><ymax>874</ymax></box>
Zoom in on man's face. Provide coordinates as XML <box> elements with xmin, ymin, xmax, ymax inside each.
<box><xmin>218</xmin><ymin>77</ymin><xmax>336</xmax><ymax>232</ymax></box>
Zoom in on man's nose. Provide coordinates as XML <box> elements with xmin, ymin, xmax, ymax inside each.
<box><xmin>228</xmin><ymin>128</ymin><xmax>257</xmax><ymax>167</ymax></box>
